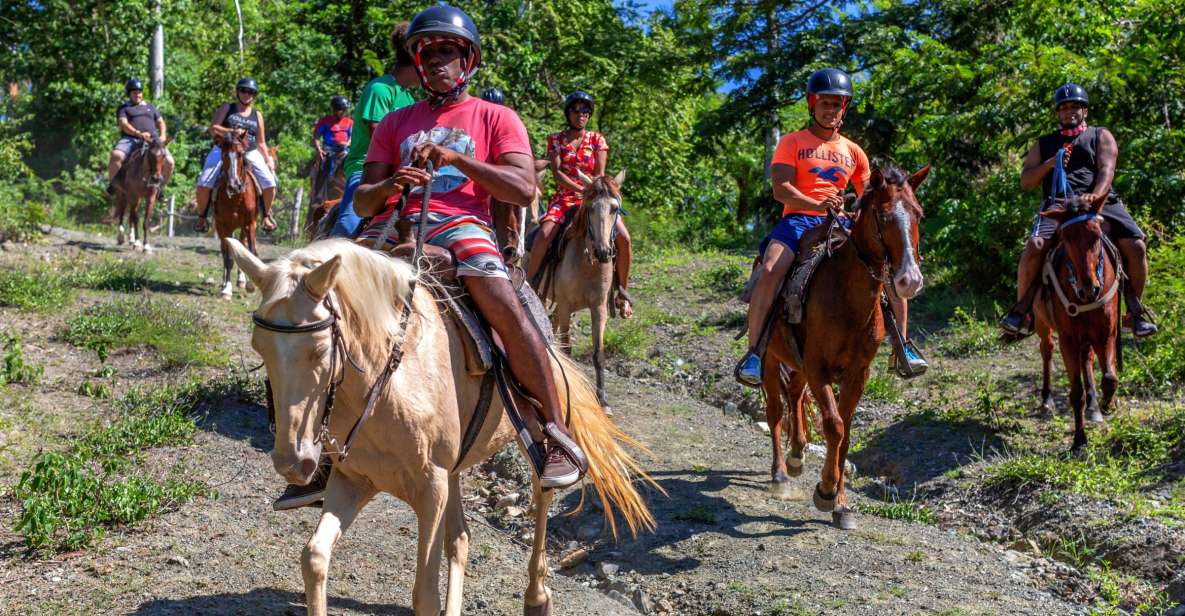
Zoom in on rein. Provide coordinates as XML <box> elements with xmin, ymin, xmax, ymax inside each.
<box><xmin>827</xmin><ymin>202</ymin><xmax>893</xmax><ymax>287</ymax></box>
<box><xmin>1042</xmin><ymin>214</ymin><xmax>1122</xmax><ymax>317</ymax></box>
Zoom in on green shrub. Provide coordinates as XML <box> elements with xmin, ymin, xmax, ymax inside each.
<box><xmin>1</xmin><ymin>335</ymin><xmax>44</xmax><ymax>386</ymax></box>
<box><xmin>1123</xmin><ymin>235</ymin><xmax>1185</xmax><ymax>391</ymax></box>
<box><xmin>67</xmin><ymin>258</ymin><xmax>153</xmax><ymax>292</ymax></box>
<box><xmin>0</xmin><ymin>268</ymin><xmax>72</xmax><ymax>311</ymax></box>
<box><xmin>62</xmin><ymin>297</ymin><xmax>227</xmax><ymax>366</ymax></box>
<box><xmin>935</xmin><ymin>306</ymin><xmax>1001</xmax><ymax>358</ymax></box>
<box><xmin>694</xmin><ymin>261</ymin><xmax>748</xmax><ymax>297</ymax></box>
<box><xmin>857</xmin><ymin>498</ymin><xmax>937</xmax><ymax>524</ymax></box>
<box><xmin>602</xmin><ymin>320</ymin><xmax>651</xmax><ymax>360</ymax></box>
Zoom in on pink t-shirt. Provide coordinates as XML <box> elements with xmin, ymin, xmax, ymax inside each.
<box><xmin>365</xmin><ymin>97</ymin><xmax>532</xmax><ymax>224</ymax></box>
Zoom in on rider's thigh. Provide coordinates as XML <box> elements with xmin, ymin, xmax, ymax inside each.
<box><xmin>614</xmin><ymin>217</ymin><xmax>630</xmax><ymax>242</ymax></box>
<box><xmin>762</xmin><ymin>241</ymin><xmax>795</xmax><ymax>276</ymax></box>
<box><xmin>110</xmin><ymin>149</ymin><xmax>126</xmax><ymax>162</ymax></box>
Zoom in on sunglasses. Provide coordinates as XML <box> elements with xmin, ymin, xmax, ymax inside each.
<box><xmin>238</xmin><ymin>88</ymin><xmax>257</xmax><ymax>95</ymax></box>
<box><xmin>569</xmin><ymin>107</ymin><xmax>592</xmax><ymax>115</ymax></box>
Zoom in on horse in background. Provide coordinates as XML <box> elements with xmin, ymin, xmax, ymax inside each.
<box><xmin>224</xmin><ymin>237</ymin><xmax>655</xmax><ymax>616</ymax></box>
<box><xmin>762</xmin><ymin>165</ymin><xmax>930</xmax><ymax>530</ymax></box>
<box><xmin>112</xmin><ymin>137</ymin><xmax>172</xmax><ymax>252</ymax></box>
<box><xmin>212</xmin><ymin>130</ymin><xmax>259</xmax><ymax>299</ymax></box>
<box><xmin>1033</xmin><ymin>195</ymin><xmax>1121</xmax><ymax>452</ymax></box>
<box><xmin>535</xmin><ymin>170</ymin><xmax>626</xmax><ymax>412</ymax></box>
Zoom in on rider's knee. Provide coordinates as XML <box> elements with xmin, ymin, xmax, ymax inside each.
<box><xmin>109</xmin><ymin>150</ymin><xmax>126</xmax><ymax>163</ymax></box>
<box><xmin>1024</xmin><ymin>236</ymin><xmax>1045</xmax><ymax>253</ymax></box>
<box><xmin>615</xmin><ymin>221</ymin><xmax>630</xmax><ymax>244</ymax></box>
<box><xmin>762</xmin><ymin>248</ymin><xmax>795</xmax><ymax>277</ymax></box>
<box><xmin>1118</xmin><ymin>237</ymin><xmax>1146</xmax><ymax>258</ymax></box>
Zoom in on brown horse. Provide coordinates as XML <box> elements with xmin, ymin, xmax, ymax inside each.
<box><xmin>212</xmin><ymin>131</ymin><xmax>259</xmax><ymax>299</ymax></box>
<box><xmin>305</xmin><ymin>150</ymin><xmax>346</xmax><ymax>239</ymax></box>
<box><xmin>762</xmin><ymin>165</ymin><xmax>930</xmax><ymax>530</ymax></box>
<box><xmin>112</xmin><ymin>137</ymin><xmax>172</xmax><ymax>252</ymax></box>
<box><xmin>223</xmin><ymin>237</ymin><xmax>654</xmax><ymax>616</ymax></box>
<box><xmin>1033</xmin><ymin>196</ymin><xmax>1120</xmax><ymax>452</ymax></box>
<box><xmin>536</xmin><ymin>171</ymin><xmax>625</xmax><ymax>411</ymax></box>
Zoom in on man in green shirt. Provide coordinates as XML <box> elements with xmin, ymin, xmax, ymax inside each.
<box><xmin>325</xmin><ymin>21</ymin><xmax>418</xmax><ymax>239</ymax></box>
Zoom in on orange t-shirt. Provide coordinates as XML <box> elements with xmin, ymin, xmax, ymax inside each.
<box><xmin>771</xmin><ymin>129</ymin><xmax>870</xmax><ymax>216</ymax></box>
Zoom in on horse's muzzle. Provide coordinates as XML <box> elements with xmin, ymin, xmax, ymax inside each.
<box><xmin>592</xmin><ymin>248</ymin><xmax>612</xmax><ymax>263</ymax></box>
<box><xmin>893</xmin><ymin>265</ymin><xmax>924</xmax><ymax>300</ymax></box>
<box><xmin>273</xmin><ymin>450</ymin><xmax>320</xmax><ymax>485</ymax></box>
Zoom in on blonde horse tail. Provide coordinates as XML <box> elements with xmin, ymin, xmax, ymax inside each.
<box><xmin>549</xmin><ymin>350</ymin><xmax>663</xmax><ymax>539</ymax></box>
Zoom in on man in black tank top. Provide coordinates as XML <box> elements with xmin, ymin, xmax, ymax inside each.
<box><xmin>1001</xmin><ymin>84</ymin><xmax>1156</xmax><ymax>338</ymax></box>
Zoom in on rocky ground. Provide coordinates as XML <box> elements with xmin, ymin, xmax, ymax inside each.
<box><xmin>0</xmin><ymin>228</ymin><xmax>1179</xmax><ymax>615</ymax></box>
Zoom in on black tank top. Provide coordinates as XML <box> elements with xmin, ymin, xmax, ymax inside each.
<box><xmin>1037</xmin><ymin>126</ymin><xmax>1117</xmax><ymax>202</ymax></box>
<box><xmin>221</xmin><ymin>103</ymin><xmax>260</xmax><ymax>152</ymax></box>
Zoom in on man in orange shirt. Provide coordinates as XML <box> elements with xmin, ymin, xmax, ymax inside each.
<box><xmin>735</xmin><ymin>68</ymin><xmax>927</xmax><ymax>387</ymax></box>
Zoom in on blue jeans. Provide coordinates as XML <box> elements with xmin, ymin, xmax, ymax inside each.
<box><xmin>329</xmin><ymin>171</ymin><xmax>364</xmax><ymax>238</ymax></box>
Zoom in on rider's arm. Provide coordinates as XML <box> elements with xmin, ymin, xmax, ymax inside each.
<box><xmin>255</xmin><ymin>112</ymin><xmax>275</xmax><ymax>170</ymax></box>
<box><xmin>771</xmin><ymin>163</ymin><xmax>824</xmax><ymax>212</ymax></box>
<box><xmin>354</xmin><ymin>161</ymin><xmax>432</xmax><ymax>217</ymax></box>
<box><xmin>594</xmin><ymin>148</ymin><xmax>607</xmax><ymax>177</ymax></box>
<box><xmin>1019</xmin><ymin>141</ymin><xmax>1056</xmax><ymax>192</ymax></box>
<box><xmin>1083</xmin><ymin>129</ymin><xmax>1117</xmax><ymax>207</ymax></box>
<box><xmin>208</xmin><ymin>104</ymin><xmax>232</xmax><ymax>139</ymax></box>
<box><xmin>534</xmin><ymin>158</ymin><xmax>551</xmax><ymax>173</ymax></box>
<box><xmin>449</xmin><ymin>151</ymin><xmax>536</xmax><ymax>207</ymax></box>
<box><xmin>550</xmin><ymin>150</ymin><xmax>583</xmax><ymax>193</ymax></box>
<box><xmin>365</xmin><ymin>120</ymin><xmax>380</xmax><ymax>136</ymax></box>
<box><xmin>156</xmin><ymin>116</ymin><xmax>167</xmax><ymax>141</ymax></box>
<box><xmin>312</xmin><ymin>121</ymin><xmax>325</xmax><ymax>156</ymax></box>
<box><xmin>117</xmin><ymin>116</ymin><xmax>142</xmax><ymax>139</ymax></box>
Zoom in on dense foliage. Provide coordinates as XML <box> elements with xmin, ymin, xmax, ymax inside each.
<box><xmin>1</xmin><ymin>0</ymin><xmax>1183</xmax><ymax>292</ymax></box>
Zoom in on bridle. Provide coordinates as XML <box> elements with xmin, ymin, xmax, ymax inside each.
<box><xmin>582</xmin><ymin>184</ymin><xmax>621</xmax><ymax>264</ymax></box>
<box><xmin>828</xmin><ymin>190</ymin><xmax>916</xmax><ymax>289</ymax></box>
<box><xmin>1043</xmin><ymin>212</ymin><xmax>1121</xmax><ymax>316</ymax></box>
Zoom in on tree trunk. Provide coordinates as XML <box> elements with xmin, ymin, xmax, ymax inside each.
<box><xmin>149</xmin><ymin>0</ymin><xmax>164</xmax><ymax>98</ymax></box>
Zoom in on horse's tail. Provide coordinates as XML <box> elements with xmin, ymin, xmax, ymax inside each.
<box><xmin>549</xmin><ymin>350</ymin><xmax>662</xmax><ymax>539</ymax></box>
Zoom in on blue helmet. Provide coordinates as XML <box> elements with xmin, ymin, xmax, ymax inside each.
<box><xmin>1053</xmin><ymin>83</ymin><xmax>1088</xmax><ymax>108</ymax></box>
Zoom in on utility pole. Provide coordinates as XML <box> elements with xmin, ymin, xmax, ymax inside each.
<box><xmin>150</xmin><ymin>0</ymin><xmax>164</xmax><ymax>98</ymax></box>
<box><xmin>234</xmin><ymin>0</ymin><xmax>245</xmax><ymax>61</ymax></box>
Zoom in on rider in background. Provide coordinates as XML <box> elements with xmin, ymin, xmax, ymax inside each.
<box><xmin>312</xmin><ymin>95</ymin><xmax>353</xmax><ymax>196</ymax></box>
<box><xmin>106</xmin><ymin>79</ymin><xmax>173</xmax><ymax>196</ymax></box>
<box><xmin>735</xmin><ymin>68</ymin><xmax>928</xmax><ymax>388</ymax></box>
<box><xmin>326</xmin><ymin>22</ymin><xmax>418</xmax><ymax>239</ymax></box>
<box><xmin>480</xmin><ymin>87</ymin><xmax>504</xmax><ymax>105</ymax></box>
<box><xmin>525</xmin><ymin>91</ymin><xmax>633</xmax><ymax>318</ymax></box>
<box><xmin>194</xmin><ymin>77</ymin><xmax>279</xmax><ymax>232</ymax></box>
<box><xmin>1000</xmin><ymin>83</ymin><xmax>1157</xmax><ymax>338</ymax></box>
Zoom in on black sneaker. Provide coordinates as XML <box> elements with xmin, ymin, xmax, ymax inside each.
<box><xmin>1129</xmin><ymin>314</ymin><xmax>1158</xmax><ymax>338</ymax></box>
<box><xmin>272</xmin><ymin>462</ymin><xmax>330</xmax><ymax>511</ymax></box>
<box><xmin>105</xmin><ymin>183</ymin><xmax>116</xmax><ymax>196</ymax></box>
<box><xmin>999</xmin><ymin>310</ymin><xmax>1033</xmax><ymax>338</ymax></box>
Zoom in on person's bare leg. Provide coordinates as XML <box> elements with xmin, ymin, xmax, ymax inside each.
<box><xmin>261</xmin><ymin>187</ymin><xmax>277</xmax><ymax>232</ymax></box>
<box><xmin>194</xmin><ymin>187</ymin><xmax>212</xmax><ymax>232</ymax></box>
<box><xmin>737</xmin><ymin>242</ymin><xmax>794</xmax><ymax>386</ymax></box>
<box><xmin>1001</xmin><ymin>236</ymin><xmax>1047</xmax><ymax>334</ymax></box>
<box><xmin>612</xmin><ymin>218</ymin><xmax>633</xmax><ymax>318</ymax></box>
<box><xmin>526</xmin><ymin>220</ymin><xmax>558</xmax><ymax>285</ymax></box>
<box><xmin>107</xmin><ymin>150</ymin><xmax>125</xmax><ymax>183</ymax></box>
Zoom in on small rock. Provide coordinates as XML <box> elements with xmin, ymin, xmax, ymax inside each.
<box><xmin>755</xmin><ymin>421</ymin><xmax>770</xmax><ymax>435</ymax></box>
<box><xmin>51</xmin><ymin>576</ymin><xmax>61</xmax><ymax>583</ymax></box>
<box><xmin>495</xmin><ymin>493</ymin><xmax>520</xmax><ymax>510</ymax></box>
<box><xmin>1164</xmin><ymin>604</ymin><xmax>1185</xmax><ymax>616</ymax></box>
<box><xmin>0</xmin><ymin>241</ymin><xmax>15</xmax><ymax>252</ymax></box>
<box><xmin>723</xmin><ymin>402</ymin><xmax>738</xmax><ymax>416</ymax></box>
<box><xmin>559</xmin><ymin>547</ymin><xmax>589</xmax><ymax>570</ymax></box>
<box><xmin>166</xmin><ymin>555</ymin><xmax>190</xmax><ymax>568</ymax></box>
<box><xmin>505</xmin><ymin>505</ymin><xmax>525</xmax><ymax>518</ymax></box>
<box><xmin>596</xmin><ymin>561</ymin><xmax>620</xmax><ymax>579</ymax></box>
<box><xmin>605</xmin><ymin>589</ymin><xmax>633</xmax><ymax>608</ymax></box>
<box><xmin>633</xmin><ymin>588</ymin><xmax>654</xmax><ymax>614</ymax></box>
<box><xmin>1009</xmin><ymin>537</ymin><xmax>1041</xmax><ymax>556</ymax></box>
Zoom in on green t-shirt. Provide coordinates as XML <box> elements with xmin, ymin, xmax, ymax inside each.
<box><xmin>343</xmin><ymin>74</ymin><xmax>416</xmax><ymax>178</ymax></box>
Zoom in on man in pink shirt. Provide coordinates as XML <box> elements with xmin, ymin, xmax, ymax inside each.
<box><xmin>353</xmin><ymin>5</ymin><xmax>587</xmax><ymax>489</ymax></box>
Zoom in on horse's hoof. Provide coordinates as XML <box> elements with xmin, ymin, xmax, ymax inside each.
<box><xmin>1086</xmin><ymin>409</ymin><xmax>1104</xmax><ymax>424</ymax></box>
<box><xmin>1039</xmin><ymin>399</ymin><xmax>1056</xmax><ymax>417</ymax></box>
<box><xmin>245</xmin><ymin>280</ymin><xmax>256</xmax><ymax>293</ymax></box>
<box><xmin>523</xmin><ymin>592</ymin><xmax>552</xmax><ymax>616</ymax></box>
<box><xmin>116</xmin><ymin>234</ymin><xmax>126</xmax><ymax>246</ymax></box>
<box><xmin>812</xmin><ymin>483</ymin><xmax>837</xmax><ymax>513</ymax></box>
<box><xmin>142</xmin><ymin>244</ymin><xmax>153</xmax><ymax>253</ymax></box>
<box><xmin>832</xmin><ymin>507</ymin><xmax>858</xmax><ymax>530</ymax></box>
<box><xmin>220</xmin><ymin>292</ymin><xmax>232</xmax><ymax>300</ymax></box>
<box><xmin>601</xmin><ymin>405</ymin><xmax>614</xmax><ymax>417</ymax></box>
<box><xmin>769</xmin><ymin>480</ymin><xmax>802</xmax><ymax>501</ymax></box>
<box><xmin>786</xmin><ymin>453</ymin><xmax>804</xmax><ymax>478</ymax></box>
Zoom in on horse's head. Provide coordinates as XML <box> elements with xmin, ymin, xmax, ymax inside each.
<box><xmin>1041</xmin><ymin>195</ymin><xmax>1106</xmax><ymax>302</ymax></box>
<box><xmin>854</xmin><ymin>165</ymin><xmax>930</xmax><ymax>299</ymax></box>
<box><xmin>576</xmin><ymin>170</ymin><xmax>625</xmax><ymax>263</ymax></box>
<box><xmin>218</xmin><ymin>131</ymin><xmax>249</xmax><ymax>195</ymax></box>
<box><xmin>144</xmin><ymin>136</ymin><xmax>172</xmax><ymax>189</ymax></box>
<box><xmin>225</xmin><ymin>238</ymin><xmax>414</xmax><ymax>485</ymax></box>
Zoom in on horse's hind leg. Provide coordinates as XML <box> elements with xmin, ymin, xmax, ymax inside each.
<box><xmin>553</xmin><ymin>300</ymin><xmax>573</xmax><ymax>353</ymax></box>
<box><xmin>303</xmin><ymin>474</ymin><xmax>373</xmax><ymax>616</ymax></box>
<box><xmin>442</xmin><ymin>475</ymin><xmax>470</xmax><ymax>616</ymax></box>
<box><xmin>828</xmin><ymin>369</ymin><xmax>869</xmax><ymax>530</ymax></box>
<box><xmin>1095</xmin><ymin>336</ymin><xmax>1118</xmax><ymax>419</ymax></box>
<box><xmin>1037</xmin><ymin>319</ymin><xmax>1056</xmax><ymax>416</ymax></box>
<box><xmin>1061</xmin><ymin>338</ymin><xmax>1088</xmax><ymax>453</ymax></box>
<box><xmin>763</xmin><ymin>357</ymin><xmax>794</xmax><ymax>500</ymax></box>
<box><xmin>783</xmin><ymin>366</ymin><xmax>809</xmax><ymax>478</ymax></box>
<box><xmin>589</xmin><ymin>302</ymin><xmax>610</xmax><ymax>410</ymax></box>
<box><xmin>411</xmin><ymin>472</ymin><xmax>448</xmax><ymax>616</ymax></box>
<box><xmin>128</xmin><ymin>197</ymin><xmax>141</xmax><ymax>250</ymax></box>
<box><xmin>807</xmin><ymin>374</ymin><xmax>843</xmax><ymax>513</ymax></box>
<box><xmin>1084</xmin><ymin>347</ymin><xmax>1102</xmax><ymax>423</ymax></box>
<box><xmin>240</xmin><ymin>227</ymin><xmax>257</xmax><ymax>292</ymax></box>
<box><xmin>115</xmin><ymin>196</ymin><xmax>128</xmax><ymax>245</ymax></box>
<box><xmin>142</xmin><ymin>191</ymin><xmax>156</xmax><ymax>253</ymax></box>
<box><xmin>523</xmin><ymin>480</ymin><xmax>556</xmax><ymax>615</ymax></box>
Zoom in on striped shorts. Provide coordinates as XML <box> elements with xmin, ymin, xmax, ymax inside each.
<box><xmin>360</xmin><ymin>212</ymin><xmax>508</xmax><ymax>279</ymax></box>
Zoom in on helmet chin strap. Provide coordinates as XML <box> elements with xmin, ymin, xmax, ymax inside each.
<box><xmin>809</xmin><ymin>98</ymin><xmax>849</xmax><ymax>138</ymax></box>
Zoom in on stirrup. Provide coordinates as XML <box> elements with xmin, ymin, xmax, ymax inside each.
<box><xmin>893</xmin><ymin>340</ymin><xmax>928</xmax><ymax>379</ymax></box>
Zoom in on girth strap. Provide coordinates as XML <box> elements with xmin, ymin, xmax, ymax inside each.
<box><xmin>452</xmin><ymin>371</ymin><xmax>497</xmax><ymax>472</ymax></box>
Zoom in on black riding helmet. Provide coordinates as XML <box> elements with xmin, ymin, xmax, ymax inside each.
<box><xmin>806</xmin><ymin>68</ymin><xmax>853</xmax><ymax>98</ymax></box>
<box><xmin>405</xmin><ymin>4</ymin><xmax>482</xmax><ymax>67</ymax></box>
<box><xmin>564</xmin><ymin>90</ymin><xmax>594</xmax><ymax>114</ymax></box>
<box><xmin>1053</xmin><ymin>83</ymin><xmax>1089</xmax><ymax>108</ymax></box>
<box><xmin>481</xmin><ymin>87</ymin><xmax>505</xmax><ymax>105</ymax></box>
<box><xmin>236</xmin><ymin>77</ymin><xmax>259</xmax><ymax>94</ymax></box>
<box><xmin>125</xmin><ymin>79</ymin><xmax>144</xmax><ymax>94</ymax></box>
<box><xmin>330</xmin><ymin>95</ymin><xmax>350</xmax><ymax>110</ymax></box>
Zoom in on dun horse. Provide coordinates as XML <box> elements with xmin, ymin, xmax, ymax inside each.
<box><xmin>536</xmin><ymin>171</ymin><xmax>625</xmax><ymax>411</ymax></box>
<box><xmin>212</xmin><ymin>131</ymin><xmax>260</xmax><ymax>299</ymax></box>
<box><xmin>111</xmin><ymin>137</ymin><xmax>171</xmax><ymax>252</ymax></box>
<box><xmin>1033</xmin><ymin>196</ymin><xmax>1121</xmax><ymax>452</ymax></box>
<box><xmin>763</xmin><ymin>166</ymin><xmax>930</xmax><ymax>530</ymax></box>
<box><xmin>225</xmin><ymin>237</ymin><xmax>655</xmax><ymax>616</ymax></box>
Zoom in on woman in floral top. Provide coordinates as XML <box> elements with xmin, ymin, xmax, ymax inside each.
<box><xmin>526</xmin><ymin>90</ymin><xmax>633</xmax><ymax>317</ymax></box>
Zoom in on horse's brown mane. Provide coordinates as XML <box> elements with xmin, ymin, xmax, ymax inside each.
<box><xmin>855</xmin><ymin>166</ymin><xmax>923</xmax><ymax>218</ymax></box>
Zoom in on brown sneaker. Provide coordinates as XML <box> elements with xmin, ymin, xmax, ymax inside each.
<box><xmin>272</xmin><ymin>461</ymin><xmax>330</xmax><ymax>510</ymax></box>
<box><xmin>540</xmin><ymin>423</ymin><xmax>588</xmax><ymax>489</ymax></box>
<box><xmin>193</xmin><ymin>216</ymin><xmax>208</xmax><ymax>233</ymax></box>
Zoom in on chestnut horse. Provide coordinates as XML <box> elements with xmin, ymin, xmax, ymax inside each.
<box><xmin>537</xmin><ymin>171</ymin><xmax>625</xmax><ymax>412</ymax></box>
<box><xmin>762</xmin><ymin>165</ymin><xmax>930</xmax><ymax>530</ymax></box>
<box><xmin>112</xmin><ymin>137</ymin><xmax>172</xmax><ymax>252</ymax></box>
<box><xmin>212</xmin><ymin>131</ymin><xmax>259</xmax><ymax>299</ymax></box>
<box><xmin>224</xmin><ymin>237</ymin><xmax>654</xmax><ymax>616</ymax></box>
<box><xmin>1033</xmin><ymin>196</ymin><xmax>1120</xmax><ymax>452</ymax></box>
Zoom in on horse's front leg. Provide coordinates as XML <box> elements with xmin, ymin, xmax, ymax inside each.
<box><xmin>589</xmin><ymin>301</ymin><xmax>610</xmax><ymax>411</ymax></box>
<box><xmin>829</xmin><ymin>367</ymin><xmax>869</xmax><ymax>530</ymax></box>
<box><xmin>1083</xmin><ymin>346</ymin><xmax>1102</xmax><ymax>423</ymax></box>
<box><xmin>1061</xmin><ymin>337</ymin><xmax>1088</xmax><ymax>454</ymax></box>
<box><xmin>242</xmin><ymin>224</ymin><xmax>259</xmax><ymax>293</ymax></box>
<box><xmin>553</xmin><ymin>299</ymin><xmax>573</xmax><ymax>353</ymax></box>
<box><xmin>303</xmin><ymin>473</ymin><xmax>374</xmax><ymax>616</ymax></box>
<box><xmin>127</xmin><ymin>196</ymin><xmax>141</xmax><ymax>249</ymax></box>
<box><xmin>218</xmin><ymin>235</ymin><xmax>234</xmax><ymax>299</ymax></box>
<box><xmin>411</xmin><ymin>472</ymin><xmax>449</xmax><ymax>616</ymax></box>
<box><xmin>524</xmin><ymin>480</ymin><xmax>556</xmax><ymax>615</ymax></box>
<box><xmin>442</xmin><ymin>474</ymin><xmax>470</xmax><ymax>616</ymax></box>
<box><xmin>142</xmin><ymin>191</ymin><xmax>156</xmax><ymax>252</ymax></box>
<box><xmin>115</xmin><ymin>195</ymin><xmax>128</xmax><ymax>245</ymax></box>
<box><xmin>1037</xmin><ymin>318</ymin><xmax>1056</xmax><ymax>416</ymax></box>
<box><xmin>806</xmin><ymin>373</ymin><xmax>843</xmax><ymax>514</ymax></box>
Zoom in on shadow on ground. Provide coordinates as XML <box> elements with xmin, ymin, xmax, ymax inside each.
<box><xmin>130</xmin><ymin>587</ymin><xmax>414</xmax><ymax>615</ymax></box>
<box><xmin>850</xmin><ymin>411</ymin><xmax>1007</xmax><ymax>488</ymax></box>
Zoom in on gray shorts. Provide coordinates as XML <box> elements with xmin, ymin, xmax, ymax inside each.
<box><xmin>113</xmin><ymin>135</ymin><xmax>146</xmax><ymax>156</ymax></box>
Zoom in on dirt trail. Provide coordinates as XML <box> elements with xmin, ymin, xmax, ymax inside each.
<box><xmin>0</xmin><ymin>230</ymin><xmax>1085</xmax><ymax>615</ymax></box>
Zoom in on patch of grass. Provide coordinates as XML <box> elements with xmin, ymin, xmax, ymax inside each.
<box><xmin>1</xmin><ymin>335</ymin><xmax>43</xmax><ymax>386</ymax></box>
<box><xmin>67</xmin><ymin>258</ymin><xmax>153</xmax><ymax>292</ymax></box>
<box><xmin>863</xmin><ymin>369</ymin><xmax>902</xmax><ymax>402</ymax></box>
<box><xmin>671</xmin><ymin>504</ymin><xmax>715</xmax><ymax>524</ymax></box>
<box><xmin>857</xmin><ymin>498</ymin><xmax>937</xmax><ymax>525</ymax></box>
<box><xmin>601</xmin><ymin>319</ymin><xmax>651</xmax><ymax>360</ymax></box>
<box><xmin>691</xmin><ymin>463</ymin><xmax>710</xmax><ymax>474</ymax></box>
<box><xmin>1120</xmin><ymin>235</ymin><xmax>1185</xmax><ymax>391</ymax></box>
<box><xmin>693</xmin><ymin>262</ymin><xmax>747</xmax><ymax>297</ymax></box>
<box><xmin>62</xmin><ymin>296</ymin><xmax>227</xmax><ymax>366</ymax></box>
<box><xmin>0</xmin><ymin>267</ymin><xmax>72</xmax><ymax>311</ymax></box>
<box><xmin>934</xmin><ymin>306</ymin><xmax>1001</xmax><ymax>358</ymax></box>
<box><xmin>1086</xmin><ymin>563</ymin><xmax>1171</xmax><ymax>616</ymax></box>
<box><xmin>905</xmin><ymin>549</ymin><xmax>926</xmax><ymax>562</ymax></box>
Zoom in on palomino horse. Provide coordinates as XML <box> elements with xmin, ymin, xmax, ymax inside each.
<box><xmin>1033</xmin><ymin>196</ymin><xmax>1120</xmax><ymax>452</ymax></box>
<box><xmin>112</xmin><ymin>137</ymin><xmax>172</xmax><ymax>252</ymax></box>
<box><xmin>212</xmin><ymin>131</ymin><xmax>259</xmax><ymax>299</ymax></box>
<box><xmin>763</xmin><ymin>165</ymin><xmax>930</xmax><ymax>530</ymax></box>
<box><xmin>537</xmin><ymin>171</ymin><xmax>625</xmax><ymax>412</ymax></box>
<box><xmin>224</xmin><ymin>237</ymin><xmax>655</xmax><ymax>616</ymax></box>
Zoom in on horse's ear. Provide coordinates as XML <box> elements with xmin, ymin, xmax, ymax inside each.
<box><xmin>908</xmin><ymin>165</ymin><xmax>931</xmax><ymax>191</ymax></box>
<box><xmin>225</xmin><ymin>238</ymin><xmax>268</xmax><ymax>289</ymax></box>
<box><xmin>575</xmin><ymin>170</ymin><xmax>594</xmax><ymax>186</ymax></box>
<box><xmin>303</xmin><ymin>255</ymin><xmax>342</xmax><ymax>301</ymax></box>
<box><xmin>163</xmin><ymin>135</ymin><xmax>174</xmax><ymax>147</ymax></box>
<box><xmin>869</xmin><ymin>167</ymin><xmax>885</xmax><ymax>191</ymax></box>
<box><xmin>612</xmin><ymin>169</ymin><xmax>626</xmax><ymax>187</ymax></box>
<box><xmin>843</xmin><ymin>192</ymin><xmax>858</xmax><ymax>208</ymax></box>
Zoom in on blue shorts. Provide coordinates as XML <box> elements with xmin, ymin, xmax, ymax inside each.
<box><xmin>328</xmin><ymin>171</ymin><xmax>364</xmax><ymax>238</ymax></box>
<box><xmin>759</xmin><ymin>213</ymin><xmax>850</xmax><ymax>257</ymax></box>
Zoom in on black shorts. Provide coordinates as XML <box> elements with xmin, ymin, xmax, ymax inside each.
<box><xmin>1030</xmin><ymin>198</ymin><xmax>1144</xmax><ymax>241</ymax></box>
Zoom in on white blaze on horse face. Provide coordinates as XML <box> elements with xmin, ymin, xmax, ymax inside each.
<box><xmin>891</xmin><ymin>199</ymin><xmax>923</xmax><ymax>299</ymax></box>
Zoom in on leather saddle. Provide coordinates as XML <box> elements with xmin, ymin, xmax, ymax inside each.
<box><xmin>779</xmin><ymin>217</ymin><xmax>849</xmax><ymax>325</ymax></box>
